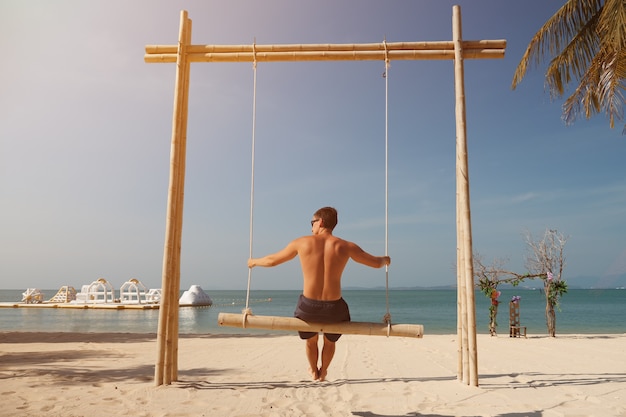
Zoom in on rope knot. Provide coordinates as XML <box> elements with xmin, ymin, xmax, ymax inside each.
<box><xmin>242</xmin><ymin>307</ymin><xmax>253</xmax><ymax>328</ymax></box>
<box><xmin>252</xmin><ymin>39</ymin><xmax>257</xmax><ymax>70</ymax></box>
<box><xmin>382</xmin><ymin>38</ymin><xmax>390</xmax><ymax>77</ymax></box>
<box><xmin>383</xmin><ymin>313</ymin><xmax>392</xmax><ymax>337</ymax></box>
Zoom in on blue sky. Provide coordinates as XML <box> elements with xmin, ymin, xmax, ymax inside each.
<box><xmin>1</xmin><ymin>0</ymin><xmax>624</xmax><ymax>292</ymax></box>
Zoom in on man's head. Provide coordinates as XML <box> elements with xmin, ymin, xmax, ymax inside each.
<box><xmin>313</xmin><ymin>207</ymin><xmax>338</xmax><ymax>231</ymax></box>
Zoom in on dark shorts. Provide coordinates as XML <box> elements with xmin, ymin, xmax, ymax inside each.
<box><xmin>294</xmin><ymin>294</ymin><xmax>351</xmax><ymax>342</ymax></box>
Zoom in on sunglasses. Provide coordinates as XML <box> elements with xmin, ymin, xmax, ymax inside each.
<box><xmin>310</xmin><ymin>219</ymin><xmax>320</xmax><ymax>226</ymax></box>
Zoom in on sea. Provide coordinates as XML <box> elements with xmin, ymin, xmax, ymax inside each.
<box><xmin>0</xmin><ymin>288</ymin><xmax>624</xmax><ymax>335</ymax></box>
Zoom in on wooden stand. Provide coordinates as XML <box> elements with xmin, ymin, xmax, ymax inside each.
<box><xmin>509</xmin><ymin>301</ymin><xmax>527</xmax><ymax>338</ymax></box>
<box><xmin>218</xmin><ymin>313</ymin><xmax>423</xmax><ymax>338</ymax></box>
<box><xmin>146</xmin><ymin>6</ymin><xmax>505</xmax><ymax>387</ymax></box>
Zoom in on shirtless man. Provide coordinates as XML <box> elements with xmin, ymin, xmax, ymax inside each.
<box><xmin>248</xmin><ymin>206</ymin><xmax>391</xmax><ymax>381</ymax></box>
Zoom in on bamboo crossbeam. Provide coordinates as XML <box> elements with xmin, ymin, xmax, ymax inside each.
<box><xmin>146</xmin><ymin>49</ymin><xmax>504</xmax><ymax>63</ymax></box>
<box><xmin>145</xmin><ymin>40</ymin><xmax>506</xmax><ymax>63</ymax></box>
<box><xmin>218</xmin><ymin>312</ymin><xmax>424</xmax><ymax>338</ymax></box>
<box><xmin>146</xmin><ymin>39</ymin><xmax>505</xmax><ymax>54</ymax></box>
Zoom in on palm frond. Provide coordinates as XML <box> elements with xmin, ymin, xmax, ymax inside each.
<box><xmin>512</xmin><ymin>0</ymin><xmax>603</xmax><ymax>89</ymax></box>
<box><xmin>544</xmin><ymin>15</ymin><xmax>600</xmax><ymax>97</ymax></box>
<box><xmin>598</xmin><ymin>0</ymin><xmax>626</xmax><ymax>50</ymax></box>
<box><xmin>513</xmin><ymin>0</ymin><xmax>626</xmax><ymax>132</ymax></box>
<box><xmin>596</xmin><ymin>49</ymin><xmax>626</xmax><ymax>128</ymax></box>
<box><xmin>562</xmin><ymin>47</ymin><xmax>625</xmax><ymax>128</ymax></box>
<box><xmin>562</xmin><ymin>65</ymin><xmax>601</xmax><ymax>125</ymax></box>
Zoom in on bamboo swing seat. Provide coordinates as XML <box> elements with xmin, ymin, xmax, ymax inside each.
<box><xmin>218</xmin><ymin>312</ymin><xmax>423</xmax><ymax>338</ymax></box>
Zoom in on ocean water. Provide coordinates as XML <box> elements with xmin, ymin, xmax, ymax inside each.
<box><xmin>0</xmin><ymin>289</ymin><xmax>624</xmax><ymax>335</ymax></box>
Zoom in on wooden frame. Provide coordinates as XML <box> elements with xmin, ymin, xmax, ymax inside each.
<box><xmin>145</xmin><ymin>6</ymin><xmax>505</xmax><ymax>388</ymax></box>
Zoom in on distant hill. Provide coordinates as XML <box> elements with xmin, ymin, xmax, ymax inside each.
<box><xmin>560</xmin><ymin>273</ymin><xmax>626</xmax><ymax>289</ymax></box>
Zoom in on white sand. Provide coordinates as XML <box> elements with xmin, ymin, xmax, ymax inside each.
<box><xmin>1</xmin><ymin>332</ymin><xmax>624</xmax><ymax>416</ymax></box>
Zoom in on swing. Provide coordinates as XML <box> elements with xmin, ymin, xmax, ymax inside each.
<box><xmin>217</xmin><ymin>43</ymin><xmax>423</xmax><ymax>338</ymax></box>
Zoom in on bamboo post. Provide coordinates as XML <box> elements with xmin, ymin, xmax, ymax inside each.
<box><xmin>171</xmin><ymin>13</ymin><xmax>191</xmax><ymax>385</ymax></box>
<box><xmin>453</xmin><ymin>5</ymin><xmax>478</xmax><ymax>387</ymax></box>
<box><xmin>456</xmin><ymin>186</ymin><xmax>467</xmax><ymax>382</ymax></box>
<box><xmin>454</xmin><ymin>14</ymin><xmax>469</xmax><ymax>386</ymax></box>
<box><xmin>154</xmin><ymin>10</ymin><xmax>192</xmax><ymax>387</ymax></box>
<box><xmin>456</xmin><ymin>97</ymin><xmax>465</xmax><ymax>383</ymax></box>
<box><xmin>218</xmin><ymin>313</ymin><xmax>423</xmax><ymax>338</ymax></box>
<box><xmin>167</xmin><ymin>15</ymin><xmax>191</xmax><ymax>384</ymax></box>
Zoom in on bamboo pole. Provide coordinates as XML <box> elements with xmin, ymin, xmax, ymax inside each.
<box><xmin>454</xmin><ymin>8</ymin><xmax>464</xmax><ymax>385</ymax></box>
<box><xmin>169</xmin><ymin>15</ymin><xmax>191</xmax><ymax>384</ymax></box>
<box><xmin>145</xmin><ymin>48</ymin><xmax>505</xmax><ymax>64</ymax></box>
<box><xmin>458</xmin><ymin>221</ymin><xmax>470</xmax><ymax>384</ymax></box>
<box><xmin>146</xmin><ymin>39</ymin><xmax>506</xmax><ymax>55</ymax></box>
<box><xmin>218</xmin><ymin>313</ymin><xmax>424</xmax><ymax>338</ymax></box>
<box><xmin>457</xmin><ymin>164</ymin><xmax>469</xmax><ymax>385</ymax></box>
<box><xmin>456</xmin><ymin>161</ymin><xmax>466</xmax><ymax>382</ymax></box>
<box><xmin>453</xmin><ymin>5</ymin><xmax>478</xmax><ymax>387</ymax></box>
<box><xmin>154</xmin><ymin>10</ymin><xmax>192</xmax><ymax>387</ymax></box>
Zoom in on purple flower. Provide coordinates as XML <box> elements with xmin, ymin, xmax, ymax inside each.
<box><xmin>511</xmin><ymin>295</ymin><xmax>521</xmax><ymax>303</ymax></box>
<box><xmin>547</xmin><ymin>272</ymin><xmax>553</xmax><ymax>281</ymax></box>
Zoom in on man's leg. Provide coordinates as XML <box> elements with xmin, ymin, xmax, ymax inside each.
<box><xmin>318</xmin><ymin>335</ymin><xmax>336</xmax><ymax>382</ymax></box>
<box><xmin>305</xmin><ymin>334</ymin><xmax>320</xmax><ymax>380</ymax></box>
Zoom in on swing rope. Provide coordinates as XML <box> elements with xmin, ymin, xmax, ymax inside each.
<box><xmin>382</xmin><ymin>39</ymin><xmax>392</xmax><ymax>336</ymax></box>
<box><xmin>243</xmin><ymin>39</ymin><xmax>258</xmax><ymax>327</ymax></box>
<box><xmin>242</xmin><ymin>39</ymin><xmax>392</xmax><ymax>332</ymax></box>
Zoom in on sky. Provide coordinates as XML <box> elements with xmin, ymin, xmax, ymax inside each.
<box><xmin>1</xmin><ymin>0</ymin><xmax>624</xmax><ymax>292</ymax></box>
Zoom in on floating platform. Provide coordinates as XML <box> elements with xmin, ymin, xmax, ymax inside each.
<box><xmin>0</xmin><ymin>302</ymin><xmax>212</xmax><ymax>309</ymax></box>
<box><xmin>3</xmin><ymin>283</ymin><xmax>213</xmax><ymax>309</ymax></box>
<box><xmin>0</xmin><ymin>302</ymin><xmax>161</xmax><ymax>309</ymax></box>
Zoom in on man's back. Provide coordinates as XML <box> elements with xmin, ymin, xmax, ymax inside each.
<box><xmin>247</xmin><ymin>206</ymin><xmax>389</xmax><ymax>302</ymax></box>
<box><xmin>295</xmin><ymin>233</ymin><xmax>388</xmax><ymax>301</ymax></box>
<box><xmin>297</xmin><ymin>234</ymin><xmax>350</xmax><ymax>301</ymax></box>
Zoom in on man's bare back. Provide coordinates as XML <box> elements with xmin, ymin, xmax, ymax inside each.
<box><xmin>248</xmin><ymin>225</ymin><xmax>389</xmax><ymax>301</ymax></box>
<box><xmin>294</xmin><ymin>233</ymin><xmax>387</xmax><ymax>300</ymax></box>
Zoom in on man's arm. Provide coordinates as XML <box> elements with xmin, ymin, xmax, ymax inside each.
<box><xmin>348</xmin><ymin>242</ymin><xmax>391</xmax><ymax>268</ymax></box>
<box><xmin>248</xmin><ymin>240</ymin><xmax>299</xmax><ymax>268</ymax></box>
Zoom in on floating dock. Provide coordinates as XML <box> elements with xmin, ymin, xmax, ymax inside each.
<box><xmin>0</xmin><ymin>302</ymin><xmax>161</xmax><ymax>310</ymax></box>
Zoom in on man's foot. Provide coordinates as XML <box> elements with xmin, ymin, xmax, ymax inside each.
<box><xmin>318</xmin><ymin>368</ymin><xmax>328</xmax><ymax>382</ymax></box>
<box><xmin>308</xmin><ymin>367</ymin><xmax>320</xmax><ymax>381</ymax></box>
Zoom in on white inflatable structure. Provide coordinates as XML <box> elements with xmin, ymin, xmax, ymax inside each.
<box><xmin>47</xmin><ymin>286</ymin><xmax>77</xmax><ymax>303</ymax></box>
<box><xmin>119</xmin><ymin>278</ymin><xmax>149</xmax><ymax>304</ymax></box>
<box><xmin>74</xmin><ymin>278</ymin><xmax>115</xmax><ymax>303</ymax></box>
<box><xmin>179</xmin><ymin>285</ymin><xmax>212</xmax><ymax>306</ymax></box>
<box><xmin>22</xmin><ymin>288</ymin><xmax>44</xmax><ymax>304</ymax></box>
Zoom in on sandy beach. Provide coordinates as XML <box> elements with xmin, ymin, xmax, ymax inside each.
<box><xmin>1</xmin><ymin>332</ymin><xmax>624</xmax><ymax>417</ymax></box>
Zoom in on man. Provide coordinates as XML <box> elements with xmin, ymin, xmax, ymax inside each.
<box><xmin>247</xmin><ymin>206</ymin><xmax>391</xmax><ymax>381</ymax></box>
